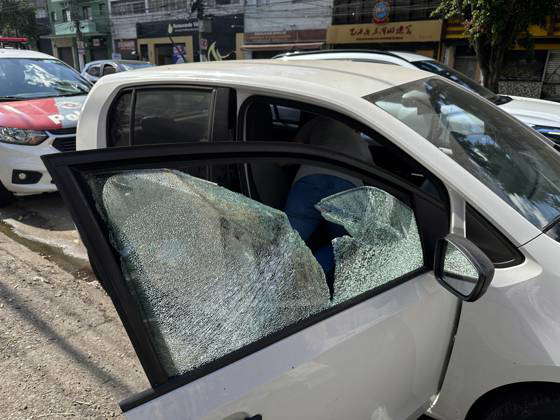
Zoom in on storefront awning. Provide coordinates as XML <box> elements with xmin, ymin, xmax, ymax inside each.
<box><xmin>242</xmin><ymin>42</ymin><xmax>324</xmax><ymax>51</ymax></box>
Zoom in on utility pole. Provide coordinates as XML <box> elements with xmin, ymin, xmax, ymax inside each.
<box><xmin>69</xmin><ymin>0</ymin><xmax>85</xmax><ymax>70</ymax></box>
<box><xmin>191</xmin><ymin>0</ymin><xmax>209</xmax><ymax>62</ymax></box>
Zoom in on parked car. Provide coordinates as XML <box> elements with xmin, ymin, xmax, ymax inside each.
<box><xmin>0</xmin><ymin>48</ymin><xmax>91</xmax><ymax>206</ymax></box>
<box><xmin>81</xmin><ymin>59</ymin><xmax>154</xmax><ymax>83</ymax></box>
<box><xmin>275</xmin><ymin>49</ymin><xmax>560</xmax><ymax>147</ymax></box>
<box><xmin>51</xmin><ymin>60</ymin><xmax>560</xmax><ymax>420</ymax></box>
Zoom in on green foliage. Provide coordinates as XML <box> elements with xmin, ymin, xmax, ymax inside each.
<box><xmin>433</xmin><ymin>0</ymin><xmax>560</xmax><ymax>90</ymax></box>
<box><xmin>0</xmin><ymin>0</ymin><xmax>39</xmax><ymax>40</ymax></box>
<box><xmin>434</xmin><ymin>0</ymin><xmax>559</xmax><ymax>47</ymax></box>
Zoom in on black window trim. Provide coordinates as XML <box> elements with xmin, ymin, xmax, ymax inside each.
<box><xmin>465</xmin><ymin>204</ymin><xmax>525</xmax><ymax>268</ymax></box>
<box><xmin>43</xmin><ymin>142</ymin><xmax>451</xmax><ymax>411</ymax></box>
<box><xmin>106</xmin><ymin>84</ymin><xmax>222</xmax><ymax>148</ymax></box>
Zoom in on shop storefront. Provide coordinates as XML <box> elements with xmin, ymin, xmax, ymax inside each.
<box><xmin>242</xmin><ymin>29</ymin><xmax>327</xmax><ymax>59</ymax></box>
<box><xmin>51</xmin><ymin>35</ymin><xmax>111</xmax><ymax>68</ymax></box>
<box><xmin>114</xmin><ymin>39</ymin><xmax>139</xmax><ymax>60</ymax></box>
<box><xmin>137</xmin><ymin>19</ymin><xmax>198</xmax><ymax>65</ymax></box>
<box><xmin>201</xmin><ymin>14</ymin><xmax>244</xmax><ymax>61</ymax></box>
<box><xmin>326</xmin><ymin>19</ymin><xmax>444</xmax><ymax>59</ymax></box>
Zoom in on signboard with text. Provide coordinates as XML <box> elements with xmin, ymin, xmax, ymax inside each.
<box><xmin>327</xmin><ymin>20</ymin><xmax>443</xmax><ymax>44</ymax></box>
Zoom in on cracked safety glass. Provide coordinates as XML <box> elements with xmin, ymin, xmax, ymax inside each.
<box><xmin>316</xmin><ymin>186</ymin><xmax>424</xmax><ymax>304</ymax></box>
<box><xmin>86</xmin><ymin>168</ymin><xmax>330</xmax><ymax>377</ymax></box>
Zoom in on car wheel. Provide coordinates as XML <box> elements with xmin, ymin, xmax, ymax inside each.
<box><xmin>477</xmin><ymin>390</ymin><xmax>560</xmax><ymax>420</ymax></box>
<box><xmin>0</xmin><ymin>182</ymin><xmax>14</xmax><ymax>207</ymax></box>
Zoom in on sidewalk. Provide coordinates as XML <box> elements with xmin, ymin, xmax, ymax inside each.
<box><xmin>0</xmin><ymin>231</ymin><xmax>149</xmax><ymax>419</ymax></box>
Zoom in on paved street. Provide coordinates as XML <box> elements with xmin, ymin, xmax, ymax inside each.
<box><xmin>0</xmin><ymin>194</ymin><xmax>148</xmax><ymax>419</ymax></box>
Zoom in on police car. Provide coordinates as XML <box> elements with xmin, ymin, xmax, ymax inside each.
<box><xmin>0</xmin><ymin>48</ymin><xmax>91</xmax><ymax>205</ymax></box>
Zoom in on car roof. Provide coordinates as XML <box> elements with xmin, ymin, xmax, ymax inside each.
<box><xmin>275</xmin><ymin>49</ymin><xmax>435</xmax><ymax>63</ymax></box>
<box><xmin>0</xmin><ymin>48</ymin><xmax>58</xmax><ymax>60</ymax></box>
<box><xmin>101</xmin><ymin>59</ymin><xmax>430</xmax><ymax>98</ymax></box>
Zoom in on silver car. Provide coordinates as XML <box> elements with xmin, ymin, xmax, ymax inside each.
<box><xmin>81</xmin><ymin>59</ymin><xmax>153</xmax><ymax>83</ymax></box>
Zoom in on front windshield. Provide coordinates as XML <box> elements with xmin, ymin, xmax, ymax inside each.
<box><xmin>0</xmin><ymin>58</ymin><xmax>91</xmax><ymax>100</ymax></box>
<box><xmin>367</xmin><ymin>77</ymin><xmax>560</xmax><ymax>230</ymax></box>
<box><xmin>120</xmin><ymin>62</ymin><xmax>153</xmax><ymax>71</ymax></box>
<box><xmin>412</xmin><ymin>60</ymin><xmax>498</xmax><ymax>101</ymax></box>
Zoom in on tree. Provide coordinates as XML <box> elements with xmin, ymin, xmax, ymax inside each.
<box><xmin>433</xmin><ymin>0</ymin><xmax>560</xmax><ymax>92</ymax></box>
<box><xmin>0</xmin><ymin>0</ymin><xmax>39</xmax><ymax>42</ymax></box>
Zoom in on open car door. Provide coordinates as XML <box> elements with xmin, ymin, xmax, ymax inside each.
<box><xmin>43</xmin><ymin>142</ymin><xmax>460</xmax><ymax>420</ymax></box>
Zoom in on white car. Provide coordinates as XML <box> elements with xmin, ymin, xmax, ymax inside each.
<box><xmin>50</xmin><ymin>61</ymin><xmax>560</xmax><ymax>420</ymax></box>
<box><xmin>0</xmin><ymin>48</ymin><xmax>91</xmax><ymax>205</ymax></box>
<box><xmin>275</xmin><ymin>50</ymin><xmax>560</xmax><ymax>147</ymax></box>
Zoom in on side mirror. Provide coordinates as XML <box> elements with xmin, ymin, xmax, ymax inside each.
<box><xmin>434</xmin><ymin>234</ymin><xmax>494</xmax><ymax>302</ymax></box>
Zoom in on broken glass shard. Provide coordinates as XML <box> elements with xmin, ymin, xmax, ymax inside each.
<box><xmin>87</xmin><ymin>169</ymin><xmax>330</xmax><ymax>376</ymax></box>
<box><xmin>316</xmin><ymin>186</ymin><xmax>424</xmax><ymax>304</ymax></box>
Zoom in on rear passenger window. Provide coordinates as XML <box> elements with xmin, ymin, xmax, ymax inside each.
<box><xmin>133</xmin><ymin>89</ymin><xmax>212</xmax><ymax>145</ymax></box>
<box><xmin>107</xmin><ymin>88</ymin><xmax>213</xmax><ymax>147</ymax></box>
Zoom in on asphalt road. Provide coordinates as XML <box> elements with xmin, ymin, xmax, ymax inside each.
<box><xmin>0</xmin><ymin>194</ymin><xmax>149</xmax><ymax>419</ymax></box>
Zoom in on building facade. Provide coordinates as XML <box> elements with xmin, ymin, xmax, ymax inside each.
<box><xmin>326</xmin><ymin>0</ymin><xmax>560</xmax><ymax>99</ymax></box>
<box><xmin>242</xmin><ymin>0</ymin><xmax>332</xmax><ymax>58</ymax></box>
<box><xmin>109</xmin><ymin>0</ymin><xmax>243</xmax><ymax>64</ymax></box>
<box><xmin>327</xmin><ymin>0</ymin><xmax>442</xmax><ymax>59</ymax></box>
<box><xmin>444</xmin><ymin>18</ymin><xmax>560</xmax><ymax>99</ymax></box>
<box><xmin>47</xmin><ymin>0</ymin><xmax>112</xmax><ymax>69</ymax></box>
<box><xmin>34</xmin><ymin>0</ymin><xmax>54</xmax><ymax>54</ymax></box>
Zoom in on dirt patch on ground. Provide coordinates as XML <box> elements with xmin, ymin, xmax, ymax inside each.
<box><xmin>0</xmin><ymin>231</ymin><xmax>149</xmax><ymax>419</ymax></box>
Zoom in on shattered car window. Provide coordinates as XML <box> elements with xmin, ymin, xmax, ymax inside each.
<box><xmin>84</xmin><ymin>169</ymin><xmax>425</xmax><ymax>378</ymax></box>
<box><xmin>87</xmin><ymin>169</ymin><xmax>330</xmax><ymax>376</ymax></box>
<box><xmin>316</xmin><ymin>187</ymin><xmax>424</xmax><ymax>304</ymax></box>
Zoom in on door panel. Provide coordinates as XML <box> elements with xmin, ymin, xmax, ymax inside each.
<box><xmin>43</xmin><ymin>142</ymin><xmax>458</xmax><ymax>420</ymax></box>
<box><xmin>128</xmin><ymin>274</ymin><xmax>455</xmax><ymax>420</ymax></box>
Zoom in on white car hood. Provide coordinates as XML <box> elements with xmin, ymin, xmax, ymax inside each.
<box><xmin>500</xmin><ymin>95</ymin><xmax>560</xmax><ymax>128</ymax></box>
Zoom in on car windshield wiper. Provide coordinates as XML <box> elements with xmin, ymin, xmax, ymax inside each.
<box><xmin>54</xmin><ymin>92</ymin><xmax>89</xmax><ymax>97</ymax></box>
<box><xmin>0</xmin><ymin>96</ymin><xmax>27</xmax><ymax>102</ymax></box>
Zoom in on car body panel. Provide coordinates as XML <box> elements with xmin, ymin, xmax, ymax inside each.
<box><xmin>430</xmin><ymin>232</ymin><xmax>560</xmax><ymax>419</ymax></box>
<box><xmin>127</xmin><ymin>272</ymin><xmax>457</xmax><ymax>420</ymax></box>
<box><xmin>0</xmin><ymin>96</ymin><xmax>86</xmax><ymax>130</ymax></box>
<box><xmin>500</xmin><ymin>95</ymin><xmax>560</xmax><ymax>127</ymax></box>
<box><xmin>0</xmin><ymin>48</ymin><xmax>55</xmax><ymax>60</ymax></box>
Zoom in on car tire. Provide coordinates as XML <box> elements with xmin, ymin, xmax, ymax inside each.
<box><xmin>0</xmin><ymin>182</ymin><xmax>14</xmax><ymax>207</ymax></box>
<box><xmin>476</xmin><ymin>390</ymin><xmax>560</xmax><ymax>420</ymax></box>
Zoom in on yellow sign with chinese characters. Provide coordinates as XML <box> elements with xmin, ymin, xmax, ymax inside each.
<box><xmin>327</xmin><ymin>20</ymin><xmax>443</xmax><ymax>44</ymax></box>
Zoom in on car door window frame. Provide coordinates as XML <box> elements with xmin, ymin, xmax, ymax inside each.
<box><xmin>44</xmin><ymin>142</ymin><xmax>450</xmax><ymax>410</ymax></box>
<box><xmin>106</xmin><ymin>85</ymin><xmax>235</xmax><ymax>147</ymax></box>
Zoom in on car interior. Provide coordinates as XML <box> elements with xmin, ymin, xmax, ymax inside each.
<box><xmin>242</xmin><ymin>97</ymin><xmax>441</xmax><ymax>210</ymax></box>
